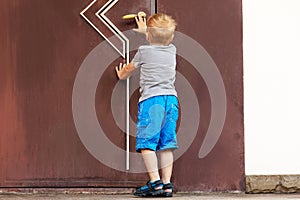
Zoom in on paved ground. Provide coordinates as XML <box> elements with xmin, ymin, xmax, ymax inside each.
<box><xmin>1</xmin><ymin>194</ymin><xmax>300</xmax><ymax>200</ymax></box>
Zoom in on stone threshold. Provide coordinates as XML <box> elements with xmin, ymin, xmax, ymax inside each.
<box><xmin>246</xmin><ymin>175</ymin><xmax>300</xmax><ymax>193</ymax></box>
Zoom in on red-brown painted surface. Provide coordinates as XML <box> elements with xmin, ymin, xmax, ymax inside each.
<box><xmin>0</xmin><ymin>0</ymin><xmax>244</xmax><ymax>191</ymax></box>
<box><xmin>158</xmin><ymin>0</ymin><xmax>244</xmax><ymax>191</ymax></box>
<box><xmin>0</xmin><ymin>0</ymin><xmax>150</xmax><ymax>187</ymax></box>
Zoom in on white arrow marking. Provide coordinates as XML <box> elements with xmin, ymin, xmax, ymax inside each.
<box><xmin>96</xmin><ymin>0</ymin><xmax>129</xmax><ymax>63</ymax></box>
<box><xmin>80</xmin><ymin>0</ymin><xmax>130</xmax><ymax>171</ymax></box>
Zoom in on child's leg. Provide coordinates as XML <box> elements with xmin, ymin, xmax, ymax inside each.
<box><xmin>158</xmin><ymin>96</ymin><xmax>178</xmax><ymax>184</ymax></box>
<box><xmin>159</xmin><ymin>149</ymin><xmax>173</xmax><ymax>184</ymax></box>
<box><xmin>141</xmin><ymin>149</ymin><xmax>161</xmax><ymax>185</ymax></box>
<box><xmin>134</xmin><ymin>149</ymin><xmax>164</xmax><ymax>197</ymax></box>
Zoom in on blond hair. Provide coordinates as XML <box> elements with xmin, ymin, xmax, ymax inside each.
<box><xmin>147</xmin><ymin>13</ymin><xmax>177</xmax><ymax>45</ymax></box>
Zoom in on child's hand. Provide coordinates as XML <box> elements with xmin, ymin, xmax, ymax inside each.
<box><xmin>115</xmin><ymin>62</ymin><xmax>135</xmax><ymax>80</ymax></box>
<box><xmin>115</xmin><ymin>63</ymin><xmax>126</xmax><ymax>79</ymax></box>
<box><xmin>133</xmin><ymin>11</ymin><xmax>147</xmax><ymax>34</ymax></box>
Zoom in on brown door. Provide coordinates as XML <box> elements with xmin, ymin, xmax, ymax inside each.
<box><xmin>0</xmin><ymin>0</ymin><xmax>152</xmax><ymax>188</ymax></box>
<box><xmin>1</xmin><ymin>0</ymin><xmax>244</xmax><ymax>191</ymax></box>
<box><xmin>157</xmin><ymin>0</ymin><xmax>245</xmax><ymax>191</ymax></box>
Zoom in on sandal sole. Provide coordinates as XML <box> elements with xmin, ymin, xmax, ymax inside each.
<box><xmin>134</xmin><ymin>189</ymin><xmax>164</xmax><ymax>197</ymax></box>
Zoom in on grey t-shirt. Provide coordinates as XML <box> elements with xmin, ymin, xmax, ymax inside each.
<box><xmin>133</xmin><ymin>44</ymin><xmax>177</xmax><ymax>102</ymax></box>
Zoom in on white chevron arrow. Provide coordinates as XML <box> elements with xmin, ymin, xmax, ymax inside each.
<box><xmin>80</xmin><ymin>0</ymin><xmax>129</xmax><ymax>63</ymax></box>
<box><xmin>80</xmin><ymin>0</ymin><xmax>130</xmax><ymax>170</ymax></box>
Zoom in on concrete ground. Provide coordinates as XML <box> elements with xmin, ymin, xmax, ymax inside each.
<box><xmin>1</xmin><ymin>194</ymin><xmax>300</xmax><ymax>200</ymax></box>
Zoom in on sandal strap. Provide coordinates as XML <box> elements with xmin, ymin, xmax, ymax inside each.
<box><xmin>145</xmin><ymin>180</ymin><xmax>163</xmax><ymax>191</ymax></box>
<box><xmin>163</xmin><ymin>183</ymin><xmax>174</xmax><ymax>197</ymax></box>
<box><xmin>134</xmin><ymin>180</ymin><xmax>164</xmax><ymax>197</ymax></box>
<box><xmin>163</xmin><ymin>182</ymin><xmax>173</xmax><ymax>190</ymax></box>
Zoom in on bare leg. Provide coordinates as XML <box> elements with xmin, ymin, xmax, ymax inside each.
<box><xmin>141</xmin><ymin>149</ymin><xmax>162</xmax><ymax>185</ymax></box>
<box><xmin>159</xmin><ymin>150</ymin><xmax>174</xmax><ymax>192</ymax></box>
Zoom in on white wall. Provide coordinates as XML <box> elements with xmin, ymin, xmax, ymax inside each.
<box><xmin>243</xmin><ymin>0</ymin><xmax>300</xmax><ymax>175</ymax></box>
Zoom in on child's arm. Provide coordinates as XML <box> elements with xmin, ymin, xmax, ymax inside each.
<box><xmin>115</xmin><ymin>61</ymin><xmax>136</xmax><ymax>80</ymax></box>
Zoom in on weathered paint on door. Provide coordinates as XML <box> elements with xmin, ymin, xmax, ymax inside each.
<box><xmin>0</xmin><ymin>0</ymin><xmax>244</xmax><ymax>191</ymax></box>
<box><xmin>0</xmin><ymin>0</ymin><xmax>151</xmax><ymax>188</ymax></box>
<box><xmin>158</xmin><ymin>0</ymin><xmax>244</xmax><ymax>191</ymax></box>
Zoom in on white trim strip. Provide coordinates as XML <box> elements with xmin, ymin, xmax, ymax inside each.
<box><xmin>80</xmin><ymin>0</ymin><xmax>130</xmax><ymax>171</ymax></box>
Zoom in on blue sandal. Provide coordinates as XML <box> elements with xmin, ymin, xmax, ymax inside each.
<box><xmin>162</xmin><ymin>182</ymin><xmax>174</xmax><ymax>197</ymax></box>
<box><xmin>134</xmin><ymin>180</ymin><xmax>164</xmax><ymax>197</ymax></box>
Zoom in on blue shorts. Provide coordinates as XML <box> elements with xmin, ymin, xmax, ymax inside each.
<box><xmin>136</xmin><ymin>95</ymin><xmax>179</xmax><ymax>152</ymax></box>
